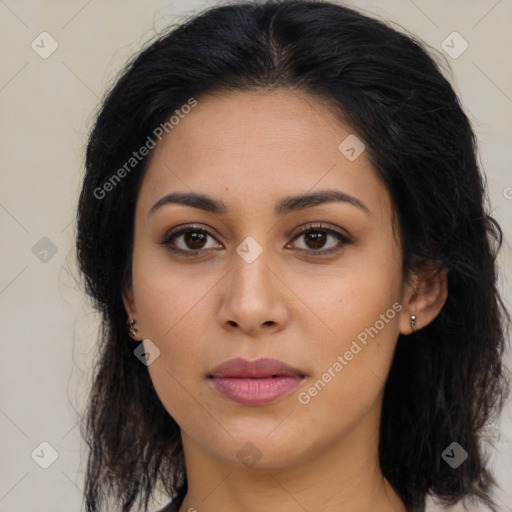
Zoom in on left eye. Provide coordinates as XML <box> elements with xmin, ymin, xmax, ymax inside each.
<box><xmin>288</xmin><ymin>224</ymin><xmax>351</xmax><ymax>255</ymax></box>
<box><xmin>160</xmin><ymin>223</ymin><xmax>351</xmax><ymax>256</ymax></box>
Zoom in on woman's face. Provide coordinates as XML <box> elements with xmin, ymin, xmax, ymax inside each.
<box><xmin>124</xmin><ymin>89</ymin><xmax>412</xmax><ymax>468</ymax></box>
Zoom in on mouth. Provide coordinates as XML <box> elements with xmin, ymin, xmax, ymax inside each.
<box><xmin>207</xmin><ymin>357</ymin><xmax>307</xmax><ymax>405</ymax></box>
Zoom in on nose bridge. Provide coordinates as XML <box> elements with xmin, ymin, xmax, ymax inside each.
<box><xmin>231</xmin><ymin>234</ymin><xmax>273</xmax><ymax>300</ymax></box>
<box><xmin>219</xmin><ymin>233</ymin><xmax>287</xmax><ymax>331</ymax></box>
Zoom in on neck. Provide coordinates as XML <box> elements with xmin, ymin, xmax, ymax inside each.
<box><xmin>177</xmin><ymin>406</ymin><xmax>406</xmax><ymax>512</ymax></box>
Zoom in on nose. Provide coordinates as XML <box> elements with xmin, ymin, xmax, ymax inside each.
<box><xmin>217</xmin><ymin>242</ymin><xmax>290</xmax><ymax>336</ymax></box>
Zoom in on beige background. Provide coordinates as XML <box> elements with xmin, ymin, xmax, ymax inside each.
<box><xmin>0</xmin><ymin>1</ymin><xmax>511</xmax><ymax>511</ymax></box>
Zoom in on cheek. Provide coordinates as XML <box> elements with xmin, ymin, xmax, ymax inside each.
<box><xmin>296</xmin><ymin>252</ymin><xmax>403</xmax><ymax>394</ymax></box>
<box><xmin>130</xmin><ymin>250</ymin><xmax>213</xmax><ymax>411</ymax></box>
<box><xmin>131</xmin><ymin>243</ymin><xmax>217</xmax><ymax>341</ymax></box>
<box><xmin>132</xmin><ymin>266</ymin><xmax>210</xmax><ymax>424</ymax></box>
<box><xmin>302</xmin><ymin>255</ymin><xmax>401</xmax><ymax>337</ymax></box>
<box><xmin>295</xmin><ymin>278</ymin><xmax>401</xmax><ymax>434</ymax></box>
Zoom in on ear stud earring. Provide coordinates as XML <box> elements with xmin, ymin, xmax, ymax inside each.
<box><xmin>410</xmin><ymin>315</ymin><xmax>417</xmax><ymax>332</ymax></box>
<box><xmin>127</xmin><ymin>319</ymin><xmax>139</xmax><ymax>339</ymax></box>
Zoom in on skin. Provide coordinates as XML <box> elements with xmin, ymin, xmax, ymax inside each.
<box><xmin>123</xmin><ymin>89</ymin><xmax>448</xmax><ymax>512</ymax></box>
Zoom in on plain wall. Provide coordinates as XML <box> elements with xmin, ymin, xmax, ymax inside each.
<box><xmin>0</xmin><ymin>1</ymin><xmax>511</xmax><ymax>511</ymax></box>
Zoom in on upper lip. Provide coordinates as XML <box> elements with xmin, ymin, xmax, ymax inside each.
<box><xmin>208</xmin><ymin>357</ymin><xmax>306</xmax><ymax>378</ymax></box>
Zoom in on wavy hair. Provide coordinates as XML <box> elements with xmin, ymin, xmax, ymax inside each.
<box><xmin>76</xmin><ymin>1</ymin><xmax>510</xmax><ymax>511</ymax></box>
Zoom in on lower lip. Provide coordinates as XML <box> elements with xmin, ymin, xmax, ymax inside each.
<box><xmin>209</xmin><ymin>375</ymin><xmax>304</xmax><ymax>405</ymax></box>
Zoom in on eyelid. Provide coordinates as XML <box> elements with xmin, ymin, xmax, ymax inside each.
<box><xmin>291</xmin><ymin>221</ymin><xmax>351</xmax><ymax>240</ymax></box>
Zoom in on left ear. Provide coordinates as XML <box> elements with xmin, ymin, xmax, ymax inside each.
<box><xmin>399</xmin><ymin>266</ymin><xmax>448</xmax><ymax>335</ymax></box>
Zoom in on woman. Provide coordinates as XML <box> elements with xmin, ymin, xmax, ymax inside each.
<box><xmin>75</xmin><ymin>1</ymin><xmax>509</xmax><ymax>511</ymax></box>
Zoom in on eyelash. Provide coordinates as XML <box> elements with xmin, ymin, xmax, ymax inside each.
<box><xmin>160</xmin><ymin>222</ymin><xmax>352</xmax><ymax>257</ymax></box>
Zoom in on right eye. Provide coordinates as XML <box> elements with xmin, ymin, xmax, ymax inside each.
<box><xmin>160</xmin><ymin>225</ymin><xmax>223</xmax><ymax>256</ymax></box>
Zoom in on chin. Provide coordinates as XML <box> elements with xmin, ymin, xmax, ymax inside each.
<box><xmin>203</xmin><ymin>426</ymin><xmax>310</xmax><ymax>470</ymax></box>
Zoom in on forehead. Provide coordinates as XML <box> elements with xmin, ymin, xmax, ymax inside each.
<box><xmin>138</xmin><ymin>89</ymin><xmax>391</xmax><ymax>219</ymax></box>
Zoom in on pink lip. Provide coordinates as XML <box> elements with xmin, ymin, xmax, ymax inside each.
<box><xmin>208</xmin><ymin>358</ymin><xmax>306</xmax><ymax>405</ymax></box>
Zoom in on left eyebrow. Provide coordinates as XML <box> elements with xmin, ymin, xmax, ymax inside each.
<box><xmin>148</xmin><ymin>189</ymin><xmax>370</xmax><ymax>217</ymax></box>
<box><xmin>275</xmin><ymin>189</ymin><xmax>370</xmax><ymax>216</ymax></box>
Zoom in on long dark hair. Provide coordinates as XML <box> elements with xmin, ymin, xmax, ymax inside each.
<box><xmin>76</xmin><ymin>1</ymin><xmax>510</xmax><ymax>511</ymax></box>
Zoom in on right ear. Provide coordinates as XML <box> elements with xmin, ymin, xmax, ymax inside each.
<box><xmin>122</xmin><ymin>286</ymin><xmax>137</xmax><ymax>320</ymax></box>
